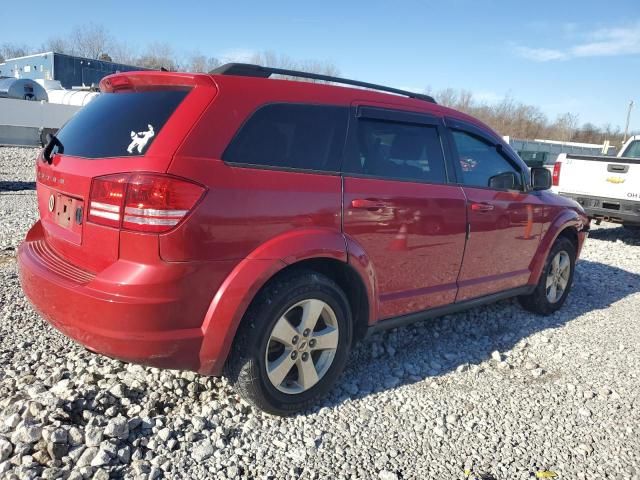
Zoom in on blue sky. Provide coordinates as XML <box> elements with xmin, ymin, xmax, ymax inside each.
<box><xmin>4</xmin><ymin>0</ymin><xmax>639</xmax><ymax>131</ymax></box>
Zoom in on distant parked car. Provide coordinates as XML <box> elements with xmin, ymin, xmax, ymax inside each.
<box><xmin>18</xmin><ymin>64</ymin><xmax>589</xmax><ymax>415</ymax></box>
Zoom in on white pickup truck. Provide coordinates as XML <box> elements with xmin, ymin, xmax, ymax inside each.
<box><xmin>553</xmin><ymin>135</ymin><xmax>640</xmax><ymax>227</ymax></box>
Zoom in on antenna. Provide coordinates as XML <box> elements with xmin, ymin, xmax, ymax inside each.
<box><xmin>623</xmin><ymin>100</ymin><xmax>634</xmax><ymax>145</ymax></box>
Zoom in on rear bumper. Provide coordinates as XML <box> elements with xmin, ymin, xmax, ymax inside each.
<box><xmin>559</xmin><ymin>193</ymin><xmax>640</xmax><ymax>225</ymax></box>
<box><xmin>18</xmin><ymin>221</ymin><xmax>209</xmax><ymax>372</ymax></box>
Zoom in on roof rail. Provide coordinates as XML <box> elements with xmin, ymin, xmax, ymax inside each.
<box><xmin>210</xmin><ymin>63</ymin><xmax>436</xmax><ymax>104</ymax></box>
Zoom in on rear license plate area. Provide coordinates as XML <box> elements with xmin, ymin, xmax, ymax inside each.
<box><xmin>49</xmin><ymin>192</ymin><xmax>84</xmax><ymax>243</ymax></box>
<box><xmin>55</xmin><ymin>194</ymin><xmax>76</xmax><ymax>228</ymax></box>
<box><xmin>602</xmin><ymin>202</ymin><xmax>620</xmax><ymax>211</ymax></box>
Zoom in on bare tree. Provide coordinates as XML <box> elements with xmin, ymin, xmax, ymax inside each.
<box><xmin>245</xmin><ymin>51</ymin><xmax>340</xmax><ymax>81</ymax></box>
<box><xmin>552</xmin><ymin>113</ymin><xmax>579</xmax><ymax>142</ymax></box>
<box><xmin>43</xmin><ymin>24</ymin><xmax>113</xmax><ymax>59</ymax></box>
<box><xmin>434</xmin><ymin>88</ymin><xmax>459</xmax><ymax>107</ymax></box>
<box><xmin>187</xmin><ymin>53</ymin><xmax>221</xmax><ymax>73</ymax></box>
<box><xmin>108</xmin><ymin>42</ymin><xmax>138</xmax><ymax>66</ymax></box>
<box><xmin>137</xmin><ymin>42</ymin><xmax>178</xmax><ymax>70</ymax></box>
<box><xmin>0</xmin><ymin>43</ymin><xmax>32</xmax><ymax>62</ymax></box>
<box><xmin>426</xmin><ymin>86</ymin><xmax>638</xmax><ymax>144</ymax></box>
<box><xmin>71</xmin><ymin>24</ymin><xmax>113</xmax><ymax>59</ymax></box>
<box><xmin>43</xmin><ymin>36</ymin><xmax>70</xmax><ymax>55</ymax></box>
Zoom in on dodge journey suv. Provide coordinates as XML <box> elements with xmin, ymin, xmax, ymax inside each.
<box><xmin>18</xmin><ymin>64</ymin><xmax>589</xmax><ymax>415</ymax></box>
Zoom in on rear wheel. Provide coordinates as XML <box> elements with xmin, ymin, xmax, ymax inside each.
<box><xmin>225</xmin><ymin>270</ymin><xmax>352</xmax><ymax>415</ymax></box>
<box><xmin>519</xmin><ymin>236</ymin><xmax>576</xmax><ymax>315</ymax></box>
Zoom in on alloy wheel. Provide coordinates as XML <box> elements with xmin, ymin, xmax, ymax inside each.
<box><xmin>546</xmin><ymin>250</ymin><xmax>571</xmax><ymax>303</ymax></box>
<box><xmin>265</xmin><ymin>299</ymin><xmax>339</xmax><ymax>394</ymax></box>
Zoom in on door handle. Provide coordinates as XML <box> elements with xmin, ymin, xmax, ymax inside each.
<box><xmin>471</xmin><ymin>202</ymin><xmax>494</xmax><ymax>212</ymax></box>
<box><xmin>351</xmin><ymin>199</ymin><xmax>388</xmax><ymax>210</ymax></box>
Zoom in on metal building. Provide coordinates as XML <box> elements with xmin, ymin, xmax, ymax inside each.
<box><xmin>503</xmin><ymin>136</ymin><xmax>616</xmax><ymax>167</ymax></box>
<box><xmin>0</xmin><ymin>52</ymin><xmax>148</xmax><ymax>89</ymax></box>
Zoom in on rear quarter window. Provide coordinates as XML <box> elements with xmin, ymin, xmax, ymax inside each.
<box><xmin>54</xmin><ymin>89</ymin><xmax>188</xmax><ymax>158</ymax></box>
<box><xmin>222</xmin><ymin>103</ymin><xmax>348</xmax><ymax>172</ymax></box>
<box><xmin>622</xmin><ymin>140</ymin><xmax>640</xmax><ymax>158</ymax></box>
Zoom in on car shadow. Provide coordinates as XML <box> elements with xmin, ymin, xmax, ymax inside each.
<box><xmin>319</xmin><ymin>258</ymin><xmax>640</xmax><ymax>409</ymax></box>
<box><xmin>0</xmin><ymin>181</ymin><xmax>36</xmax><ymax>192</ymax></box>
<box><xmin>587</xmin><ymin>225</ymin><xmax>640</xmax><ymax>246</ymax></box>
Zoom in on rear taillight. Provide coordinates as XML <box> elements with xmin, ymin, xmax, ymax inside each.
<box><xmin>88</xmin><ymin>174</ymin><xmax>128</xmax><ymax>228</ymax></box>
<box><xmin>552</xmin><ymin>162</ymin><xmax>561</xmax><ymax>186</ymax></box>
<box><xmin>88</xmin><ymin>173</ymin><xmax>204</xmax><ymax>233</ymax></box>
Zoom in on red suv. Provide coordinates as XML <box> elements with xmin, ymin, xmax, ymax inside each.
<box><xmin>18</xmin><ymin>64</ymin><xmax>589</xmax><ymax>415</ymax></box>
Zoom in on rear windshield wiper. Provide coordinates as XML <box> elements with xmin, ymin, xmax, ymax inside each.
<box><xmin>43</xmin><ymin>134</ymin><xmax>64</xmax><ymax>164</ymax></box>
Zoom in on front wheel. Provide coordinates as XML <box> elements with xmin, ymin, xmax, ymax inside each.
<box><xmin>519</xmin><ymin>236</ymin><xmax>576</xmax><ymax>315</ymax></box>
<box><xmin>225</xmin><ymin>270</ymin><xmax>352</xmax><ymax>416</ymax></box>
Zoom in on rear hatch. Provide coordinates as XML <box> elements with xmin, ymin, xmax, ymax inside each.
<box><xmin>557</xmin><ymin>154</ymin><xmax>640</xmax><ymax>203</ymax></box>
<box><xmin>36</xmin><ymin>71</ymin><xmax>217</xmax><ymax>272</ymax></box>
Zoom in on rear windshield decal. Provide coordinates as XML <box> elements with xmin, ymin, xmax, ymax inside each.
<box><xmin>127</xmin><ymin>124</ymin><xmax>155</xmax><ymax>154</ymax></box>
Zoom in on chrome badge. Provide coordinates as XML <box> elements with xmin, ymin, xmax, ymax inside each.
<box><xmin>48</xmin><ymin>194</ymin><xmax>55</xmax><ymax>212</ymax></box>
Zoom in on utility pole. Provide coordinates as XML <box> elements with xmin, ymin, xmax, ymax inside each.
<box><xmin>623</xmin><ymin>100</ymin><xmax>634</xmax><ymax>145</ymax></box>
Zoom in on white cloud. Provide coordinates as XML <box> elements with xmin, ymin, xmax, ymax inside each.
<box><xmin>218</xmin><ymin>48</ymin><xmax>257</xmax><ymax>63</ymax></box>
<box><xmin>514</xmin><ymin>21</ymin><xmax>640</xmax><ymax>61</ymax></box>
<box><xmin>514</xmin><ymin>46</ymin><xmax>567</xmax><ymax>62</ymax></box>
<box><xmin>571</xmin><ymin>23</ymin><xmax>640</xmax><ymax>57</ymax></box>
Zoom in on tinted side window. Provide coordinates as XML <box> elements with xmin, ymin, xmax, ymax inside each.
<box><xmin>451</xmin><ymin>130</ymin><xmax>521</xmax><ymax>188</ymax></box>
<box><xmin>223</xmin><ymin>104</ymin><xmax>348</xmax><ymax>172</ymax></box>
<box><xmin>344</xmin><ymin>119</ymin><xmax>447</xmax><ymax>183</ymax></box>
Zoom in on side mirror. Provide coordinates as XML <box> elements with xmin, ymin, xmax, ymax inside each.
<box><xmin>488</xmin><ymin>171</ymin><xmax>517</xmax><ymax>190</ymax></box>
<box><xmin>531</xmin><ymin>167</ymin><xmax>552</xmax><ymax>190</ymax></box>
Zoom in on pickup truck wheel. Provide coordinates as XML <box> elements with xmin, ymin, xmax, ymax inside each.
<box><xmin>518</xmin><ymin>237</ymin><xmax>576</xmax><ymax>315</ymax></box>
<box><xmin>225</xmin><ymin>270</ymin><xmax>352</xmax><ymax>416</ymax></box>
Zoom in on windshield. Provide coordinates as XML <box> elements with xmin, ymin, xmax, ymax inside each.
<box><xmin>622</xmin><ymin>140</ymin><xmax>640</xmax><ymax>158</ymax></box>
<box><xmin>54</xmin><ymin>89</ymin><xmax>188</xmax><ymax>159</ymax></box>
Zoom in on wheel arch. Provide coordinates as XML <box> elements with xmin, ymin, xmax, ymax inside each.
<box><xmin>264</xmin><ymin>257</ymin><xmax>372</xmax><ymax>343</ymax></box>
<box><xmin>529</xmin><ymin>211</ymin><xmax>583</xmax><ymax>285</ymax></box>
<box><xmin>197</xmin><ymin>228</ymin><xmax>374</xmax><ymax>376</ymax></box>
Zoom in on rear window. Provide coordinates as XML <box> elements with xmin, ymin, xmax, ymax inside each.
<box><xmin>54</xmin><ymin>90</ymin><xmax>188</xmax><ymax>158</ymax></box>
<box><xmin>223</xmin><ymin>103</ymin><xmax>348</xmax><ymax>172</ymax></box>
<box><xmin>622</xmin><ymin>140</ymin><xmax>640</xmax><ymax>158</ymax></box>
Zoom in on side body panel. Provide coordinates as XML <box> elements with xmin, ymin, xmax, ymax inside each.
<box><xmin>456</xmin><ymin>188</ymin><xmax>545</xmax><ymax>300</ymax></box>
<box><xmin>527</xmin><ymin>192</ymin><xmax>589</xmax><ymax>286</ymax></box>
<box><xmin>343</xmin><ymin>178</ymin><xmax>467</xmax><ymax>318</ymax></box>
<box><xmin>197</xmin><ymin>229</ymin><xmax>348</xmax><ymax>375</ymax></box>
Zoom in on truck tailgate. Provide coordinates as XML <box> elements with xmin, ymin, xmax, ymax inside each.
<box><xmin>557</xmin><ymin>155</ymin><xmax>640</xmax><ymax>202</ymax></box>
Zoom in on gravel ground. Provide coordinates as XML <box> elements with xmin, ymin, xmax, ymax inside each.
<box><xmin>0</xmin><ymin>146</ymin><xmax>639</xmax><ymax>480</ymax></box>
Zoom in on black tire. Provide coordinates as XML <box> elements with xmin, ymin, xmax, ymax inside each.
<box><xmin>225</xmin><ymin>270</ymin><xmax>352</xmax><ymax>416</ymax></box>
<box><xmin>518</xmin><ymin>236</ymin><xmax>576</xmax><ymax>315</ymax></box>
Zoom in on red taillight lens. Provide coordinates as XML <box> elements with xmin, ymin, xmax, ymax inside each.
<box><xmin>88</xmin><ymin>173</ymin><xmax>204</xmax><ymax>232</ymax></box>
<box><xmin>88</xmin><ymin>174</ymin><xmax>128</xmax><ymax>228</ymax></box>
<box><xmin>552</xmin><ymin>162</ymin><xmax>561</xmax><ymax>186</ymax></box>
<box><xmin>123</xmin><ymin>174</ymin><xmax>204</xmax><ymax>232</ymax></box>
